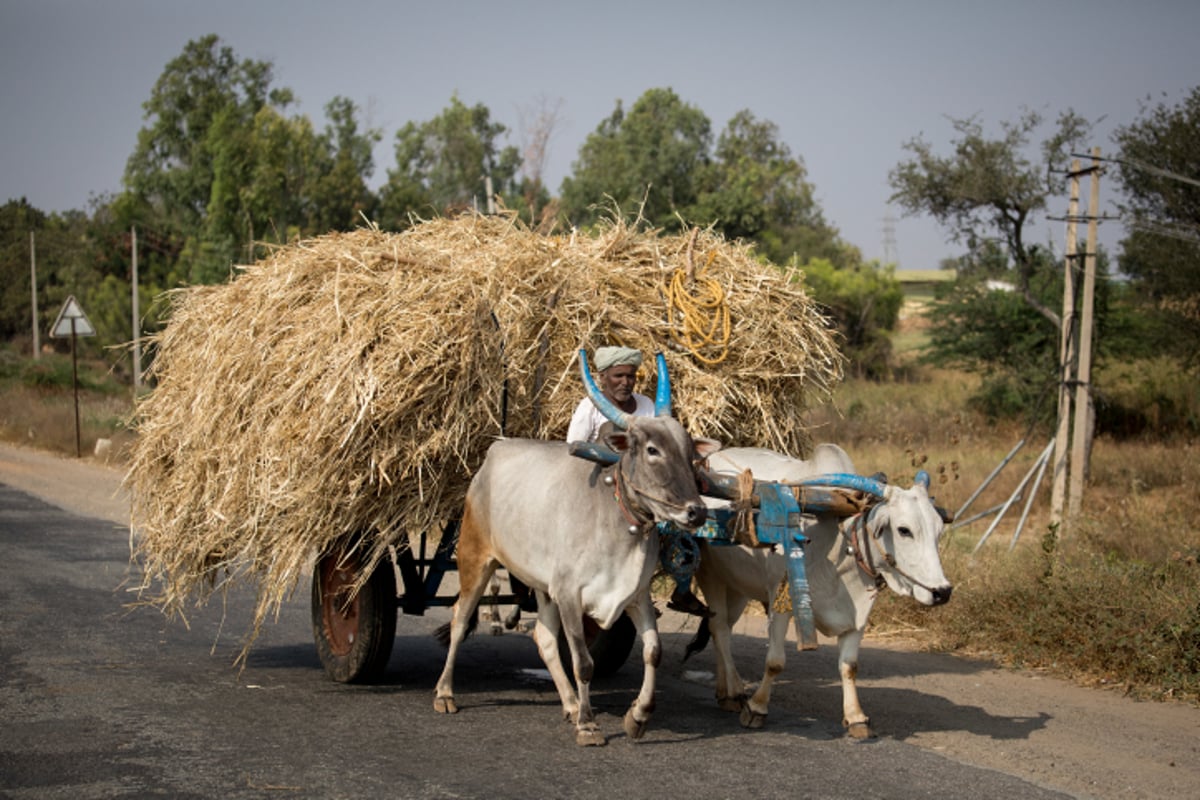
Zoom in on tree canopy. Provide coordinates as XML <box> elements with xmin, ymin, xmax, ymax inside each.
<box><xmin>889</xmin><ymin>110</ymin><xmax>1091</xmax><ymax>326</ymax></box>
<box><xmin>378</xmin><ymin>94</ymin><xmax>521</xmax><ymax>227</ymax></box>
<box><xmin>560</xmin><ymin>88</ymin><xmax>711</xmax><ymax>231</ymax></box>
<box><xmin>1113</xmin><ymin>88</ymin><xmax>1200</xmax><ymax>363</ymax></box>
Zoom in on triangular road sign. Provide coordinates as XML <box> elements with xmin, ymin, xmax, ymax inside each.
<box><xmin>50</xmin><ymin>295</ymin><xmax>96</xmax><ymax>338</ymax></box>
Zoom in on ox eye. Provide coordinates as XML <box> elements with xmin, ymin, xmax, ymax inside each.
<box><xmin>646</xmin><ymin>445</ymin><xmax>661</xmax><ymax>457</ymax></box>
<box><xmin>897</xmin><ymin>526</ymin><xmax>914</xmax><ymax>539</ymax></box>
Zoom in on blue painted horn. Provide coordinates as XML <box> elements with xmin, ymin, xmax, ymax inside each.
<box><xmin>653</xmin><ymin>352</ymin><xmax>671</xmax><ymax>417</ymax></box>
<box><xmin>796</xmin><ymin>472</ymin><xmax>889</xmax><ymax>499</ymax></box>
<box><xmin>914</xmin><ymin>470</ymin><xmax>931</xmax><ymax>489</ymax></box>
<box><xmin>579</xmin><ymin>349</ymin><xmax>633</xmax><ymax>429</ymax></box>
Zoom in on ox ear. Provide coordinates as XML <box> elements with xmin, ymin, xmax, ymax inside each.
<box><xmin>692</xmin><ymin>437</ymin><xmax>722</xmax><ymax>460</ymax></box>
<box><xmin>602</xmin><ymin>430</ymin><xmax>632</xmax><ymax>453</ymax></box>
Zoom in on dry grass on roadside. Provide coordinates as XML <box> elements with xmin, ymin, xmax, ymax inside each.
<box><xmin>0</xmin><ymin>382</ymin><xmax>134</xmax><ymax>461</ymax></box>
<box><xmin>821</xmin><ymin>373</ymin><xmax>1200</xmax><ymax>703</ymax></box>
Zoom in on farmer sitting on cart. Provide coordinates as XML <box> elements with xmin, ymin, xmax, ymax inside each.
<box><xmin>567</xmin><ymin>345</ymin><xmax>710</xmax><ymax>618</ymax></box>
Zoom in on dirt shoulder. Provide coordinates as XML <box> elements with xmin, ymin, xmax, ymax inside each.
<box><xmin>3</xmin><ymin>441</ymin><xmax>1198</xmax><ymax>799</ymax></box>
<box><xmin>0</xmin><ymin>441</ymin><xmax>128</xmax><ymax>525</ymax></box>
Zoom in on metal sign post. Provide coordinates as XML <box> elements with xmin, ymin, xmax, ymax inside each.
<box><xmin>49</xmin><ymin>296</ymin><xmax>97</xmax><ymax>457</ymax></box>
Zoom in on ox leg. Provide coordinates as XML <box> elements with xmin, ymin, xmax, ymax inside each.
<box><xmin>703</xmin><ymin>585</ymin><xmax>749</xmax><ymax>713</ymax></box>
<box><xmin>739</xmin><ymin>608</ymin><xmax>790</xmax><ymax>728</ymax></box>
<box><xmin>433</xmin><ymin>545</ymin><xmax>498</xmax><ymax>715</ymax></box>
<box><xmin>622</xmin><ymin>595</ymin><xmax>660</xmax><ymax>741</ymax></box>
<box><xmin>837</xmin><ymin>629</ymin><xmax>874</xmax><ymax>739</ymax></box>
<box><xmin>534</xmin><ymin>592</ymin><xmax>603</xmax><ymax>746</ymax></box>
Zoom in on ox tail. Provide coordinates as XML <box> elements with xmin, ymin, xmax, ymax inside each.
<box><xmin>683</xmin><ymin>616</ymin><xmax>711</xmax><ymax>661</ymax></box>
<box><xmin>434</xmin><ymin>607</ymin><xmax>479</xmax><ymax>648</ymax></box>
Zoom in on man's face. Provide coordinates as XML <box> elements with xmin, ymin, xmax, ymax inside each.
<box><xmin>600</xmin><ymin>364</ymin><xmax>638</xmax><ymax>403</ymax></box>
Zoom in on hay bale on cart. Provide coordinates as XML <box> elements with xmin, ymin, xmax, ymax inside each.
<box><xmin>125</xmin><ymin>214</ymin><xmax>843</xmax><ymax>669</ymax></box>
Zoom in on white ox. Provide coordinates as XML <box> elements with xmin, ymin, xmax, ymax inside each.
<box><xmin>434</xmin><ymin>354</ymin><xmax>720</xmax><ymax>746</ymax></box>
<box><xmin>692</xmin><ymin>444</ymin><xmax>952</xmax><ymax>738</ymax></box>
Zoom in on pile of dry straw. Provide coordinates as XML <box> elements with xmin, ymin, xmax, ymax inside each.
<box><xmin>125</xmin><ymin>214</ymin><xmax>842</xmax><ymax>649</ymax></box>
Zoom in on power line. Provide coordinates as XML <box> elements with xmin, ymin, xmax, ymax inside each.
<box><xmin>1072</xmin><ymin>152</ymin><xmax>1200</xmax><ymax>190</ymax></box>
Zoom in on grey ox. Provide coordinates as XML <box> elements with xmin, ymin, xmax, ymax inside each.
<box><xmin>691</xmin><ymin>444</ymin><xmax>952</xmax><ymax>738</ymax></box>
<box><xmin>434</xmin><ymin>353</ymin><xmax>720</xmax><ymax>746</ymax></box>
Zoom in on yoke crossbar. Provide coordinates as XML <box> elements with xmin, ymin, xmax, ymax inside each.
<box><xmin>567</xmin><ymin>442</ymin><xmax>884</xmax><ymax>649</ymax></box>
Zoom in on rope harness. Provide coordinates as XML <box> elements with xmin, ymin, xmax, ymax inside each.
<box><xmin>840</xmin><ymin>503</ymin><xmax>945</xmax><ymax>595</ymax></box>
<box><xmin>609</xmin><ymin>458</ymin><xmax>697</xmax><ymax>534</ymax></box>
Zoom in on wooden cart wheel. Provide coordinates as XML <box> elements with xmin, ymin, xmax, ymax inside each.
<box><xmin>561</xmin><ymin>613</ymin><xmax>638</xmax><ymax>681</ymax></box>
<box><xmin>311</xmin><ymin>544</ymin><xmax>397</xmax><ymax>683</ymax></box>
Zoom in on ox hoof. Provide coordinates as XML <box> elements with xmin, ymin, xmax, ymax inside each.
<box><xmin>739</xmin><ymin>705</ymin><xmax>767</xmax><ymax>729</ymax></box>
<box><xmin>433</xmin><ymin>696</ymin><xmax>458</xmax><ymax>715</ymax></box>
<box><xmin>845</xmin><ymin>720</ymin><xmax>875</xmax><ymax>739</ymax></box>
<box><xmin>623</xmin><ymin>709</ymin><xmax>650</xmax><ymax>740</ymax></box>
<box><xmin>575</xmin><ymin>725</ymin><xmax>607</xmax><ymax>747</ymax></box>
<box><xmin>717</xmin><ymin>695</ymin><xmax>745</xmax><ymax>713</ymax></box>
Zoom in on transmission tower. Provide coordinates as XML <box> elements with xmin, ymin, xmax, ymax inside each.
<box><xmin>882</xmin><ymin>213</ymin><xmax>899</xmax><ymax>267</ymax></box>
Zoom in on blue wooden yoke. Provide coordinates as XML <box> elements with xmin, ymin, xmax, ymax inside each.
<box><xmin>757</xmin><ymin>483</ymin><xmax>819</xmax><ymax>649</ymax></box>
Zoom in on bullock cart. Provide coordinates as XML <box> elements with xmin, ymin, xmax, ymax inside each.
<box><xmin>126</xmin><ymin>217</ymin><xmax>844</xmax><ymax>689</ymax></box>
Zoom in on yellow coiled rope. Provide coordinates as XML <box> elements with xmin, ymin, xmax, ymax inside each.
<box><xmin>664</xmin><ymin>229</ymin><xmax>731</xmax><ymax>365</ymax></box>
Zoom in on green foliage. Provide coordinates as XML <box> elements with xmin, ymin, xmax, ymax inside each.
<box><xmin>922</xmin><ymin>270</ymin><xmax>1060</xmax><ymax>421</ymax></box>
<box><xmin>1113</xmin><ymin>86</ymin><xmax>1200</xmax><ymax>363</ymax></box>
<box><xmin>560</xmin><ymin>88</ymin><xmax>711</xmax><ymax>232</ymax></box>
<box><xmin>889</xmin><ymin>109</ymin><xmax>1091</xmax><ymax>312</ymax></box>
<box><xmin>0</xmin><ymin>199</ymin><xmax>108</xmax><ymax>357</ymax></box>
<box><xmin>122</xmin><ymin>35</ymin><xmax>381</xmax><ymax>281</ymax></box>
<box><xmin>798</xmin><ymin>258</ymin><xmax>902</xmax><ymax>378</ymax></box>
<box><xmin>378</xmin><ymin>94</ymin><xmax>520</xmax><ymax>227</ymax></box>
<box><xmin>0</xmin><ymin>348</ymin><xmax>114</xmax><ymax>393</ymax></box>
<box><xmin>1094</xmin><ymin>357</ymin><xmax>1200</xmax><ymax>436</ymax></box>
<box><xmin>561</xmin><ymin>91</ymin><xmax>853</xmax><ymax>269</ymax></box>
<box><xmin>124</xmin><ymin>34</ymin><xmax>279</xmax><ymax>233</ymax></box>
<box><xmin>689</xmin><ymin>110</ymin><xmax>856</xmax><ymax>267</ymax></box>
<box><xmin>0</xmin><ymin>199</ymin><xmax>45</xmax><ymax>341</ymax></box>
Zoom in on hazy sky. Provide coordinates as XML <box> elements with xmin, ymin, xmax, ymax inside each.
<box><xmin>2</xmin><ymin>0</ymin><xmax>1197</xmax><ymax>269</ymax></box>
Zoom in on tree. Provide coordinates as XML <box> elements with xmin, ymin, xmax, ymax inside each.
<box><xmin>1112</xmin><ymin>87</ymin><xmax>1200</xmax><ymax>363</ymax></box>
<box><xmin>689</xmin><ymin>111</ymin><xmax>849</xmax><ymax>266</ymax></box>
<box><xmin>889</xmin><ymin>110</ymin><xmax>1092</xmax><ymax>325</ymax></box>
<box><xmin>922</xmin><ymin>243</ymin><xmax>1064</xmax><ymax>420</ymax></box>
<box><xmin>124</xmin><ymin>35</ymin><xmax>281</xmax><ymax>234</ymax></box>
<box><xmin>0</xmin><ymin>200</ymin><xmax>106</xmax><ymax>353</ymax></box>
<box><xmin>560</xmin><ymin>88</ymin><xmax>711</xmax><ymax>230</ymax></box>
<box><xmin>514</xmin><ymin>95</ymin><xmax>564</xmax><ymax>226</ymax></box>
<box><xmin>378</xmin><ymin>95</ymin><xmax>520</xmax><ymax>227</ymax></box>
<box><xmin>798</xmin><ymin>258</ymin><xmax>903</xmax><ymax>378</ymax></box>
<box><xmin>122</xmin><ymin>34</ymin><xmax>291</xmax><ymax>283</ymax></box>
<box><xmin>311</xmin><ymin>97</ymin><xmax>381</xmax><ymax>232</ymax></box>
<box><xmin>0</xmin><ymin>199</ymin><xmax>47</xmax><ymax>342</ymax></box>
<box><xmin>123</xmin><ymin>37</ymin><xmax>382</xmax><ymax>283</ymax></box>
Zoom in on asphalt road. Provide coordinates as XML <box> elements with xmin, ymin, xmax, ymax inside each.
<box><xmin>0</xmin><ymin>478</ymin><xmax>1082</xmax><ymax>800</ymax></box>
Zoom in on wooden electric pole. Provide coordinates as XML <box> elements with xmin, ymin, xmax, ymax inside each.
<box><xmin>132</xmin><ymin>227</ymin><xmax>142</xmax><ymax>391</ymax></box>
<box><xmin>30</xmin><ymin>231</ymin><xmax>40</xmax><ymax>359</ymax></box>
<box><xmin>1049</xmin><ymin>159</ymin><xmax>1081</xmax><ymax>528</ymax></box>
<box><xmin>1067</xmin><ymin>148</ymin><xmax>1103</xmax><ymax>525</ymax></box>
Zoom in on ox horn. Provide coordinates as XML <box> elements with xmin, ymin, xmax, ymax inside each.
<box><xmin>653</xmin><ymin>352</ymin><xmax>672</xmax><ymax>417</ymax></box>
<box><xmin>914</xmin><ymin>470</ymin><xmax>931</xmax><ymax>489</ymax></box>
<box><xmin>579</xmin><ymin>349</ymin><xmax>633</xmax><ymax>429</ymax></box>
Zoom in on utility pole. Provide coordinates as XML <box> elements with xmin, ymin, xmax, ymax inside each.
<box><xmin>1067</xmin><ymin>148</ymin><xmax>1103</xmax><ymax>525</ymax></box>
<box><xmin>132</xmin><ymin>227</ymin><xmax>142</xmax><ymax>391</ymax></box>
<box><xmin>30</xmin><ymin>231</ymin><xmax>40</xmax><ymax>359</ymax></box>
<box><xmin>1049</xmin><ymin>159</ymin><xmax>1081</xmax><ymax>527</ymax></box>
